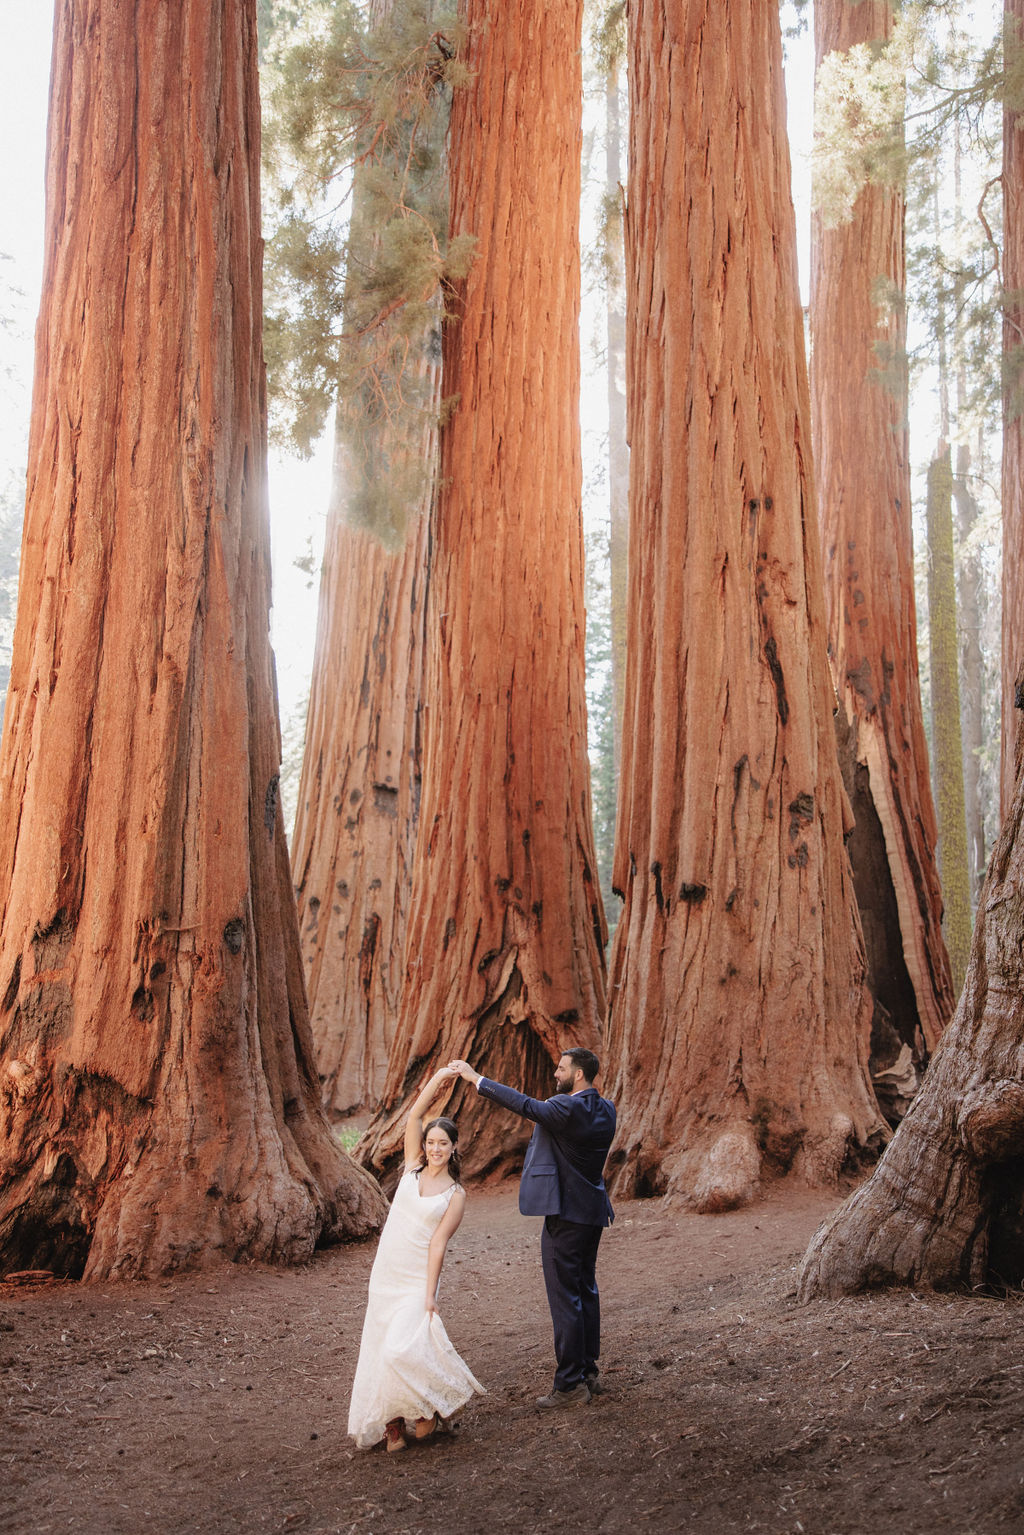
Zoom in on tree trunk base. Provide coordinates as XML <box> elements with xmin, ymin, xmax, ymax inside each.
<box><xmin>609</xmin><ymin>1112</ymin><xmax>885</xmax><ymax>1213</ymax></box>
<box><xmin>798</xmin><ymin>783</ymin><xmax>1024</xmax><ymax>1299</ymax></box>
<box><xmin>0</xmin><ymin>1067</ymin><xmax>386</xmax><ymax>1280</ymax></box>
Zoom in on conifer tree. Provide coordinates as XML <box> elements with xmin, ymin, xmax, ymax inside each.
<box><xmin>359</xmin><ymin>0</ymin><xmax>607</xmax><ymax>1182</ymax></box>
<box><xmin>0</xmin><ymin>0</ymin><xmax>384</xmax><ymax>1279</ymax></box>
<box><xmin>800</xmin><ymin>725</ymin><xmax>1024</xmax><ymax>1295</ymax></box>
<box><xmin>605</xmin><ymin>0</ymin><xmax>884</xmax><ymax>1209</ymax></box>
<box><xmin>810</xmin><ymin>0</ymin><xmax>954</xmax><ymax>1088</ymax></box>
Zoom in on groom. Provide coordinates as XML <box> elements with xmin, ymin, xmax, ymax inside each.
<box><xmin>449</xmin><ymin>1048</ymin><xmax>616</xmax><ymax>1408</ymax></box>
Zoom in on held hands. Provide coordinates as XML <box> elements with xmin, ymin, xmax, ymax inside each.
<box><xmin>409</xmin><ymin>1064</ymin><xmax>458</xmax><ymax>1127</ymax></box>
<box><xmin>448</xmin><ymin>1059</ymin><xmax>482</xmax><ymax>1087</ymax></box>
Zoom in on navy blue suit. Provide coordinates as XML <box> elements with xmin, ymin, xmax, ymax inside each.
<box><xmin>477</xmin><ymin>1077</ymin><xmax>616</xmax><ymax>1391</ymax></box>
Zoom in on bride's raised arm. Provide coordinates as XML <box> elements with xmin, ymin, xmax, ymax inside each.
<box><xmin>403</xmin><ymin>1066</ymin><xmax>457</xmax><ymax>1168</ymax></box>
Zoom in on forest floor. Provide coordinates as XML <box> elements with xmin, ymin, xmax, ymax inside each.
<box><xmin>2</xmin><ymin>1180</ymin><xmax>1023</xmax><ymax>1535</ymax></box>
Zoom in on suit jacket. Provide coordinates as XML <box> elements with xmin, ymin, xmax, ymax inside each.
<box><xmin>477</xmin><ymin>1078</ymin><xmax>616</xmax><ymax>1227</ymax></box>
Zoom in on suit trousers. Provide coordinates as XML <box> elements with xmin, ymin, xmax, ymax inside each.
<box><xmin>540</xmin><ymin>1215</ymin><xmax>603</xmax><ymax>1391</ymax></box>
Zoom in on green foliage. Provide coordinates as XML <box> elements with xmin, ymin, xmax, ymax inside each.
<box><xmin>588</xmin><ymin>0</ymin><xmax>626</xmax><ymax>75</ymax></box>
<box><xmin>782</xmin><ymin>0</ymin><xmax>810</xmax><ymax>43</ymax></box>
<box><xmin>256</xmin><ymin>0</ymin><xmax>307</xmax><ymax>61</ymax></box>
<box><xmin>262</xmin><ymin>212</ymin><xmax>348</xmax><ymax>458</ymax></box>
<box><xmin>813</xmin><ymin>13</ymin><xmax>914</xmax><ymax>226</ymax></box>
<box><xmin>812</xmin><ymin>4</ymin><xmax>1001</xmax><ymax>229</ymax></box>
<box><xmin>261</xmin><ymin>0</ymin><xmax>469</xmax><ymax>543</ymax></box>
<box><xmin>588</xmin><ymin>189</ymin><xmax>624</xmax><ymax>293</ymax></box>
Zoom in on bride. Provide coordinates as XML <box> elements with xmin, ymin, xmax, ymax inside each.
<box><xmin>347</xmin><ymin>1067</ymin><xmax>484</xmax><ymax>1452</ymax></box>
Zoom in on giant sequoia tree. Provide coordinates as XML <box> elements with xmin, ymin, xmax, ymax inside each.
<box><xmin>799</xmin><ymin>727</ymin><xmax>1024</xmax><ymax>1296</ymax></box>
<box><xmin>605</xmin><ymin>0</ymin><xmax>886</xmax><ymax>1209</ymax></box>
<box><xmin>359</xmin><ymin>0</ymin><xmax>607</xmax><ymax>1181</ymax></box>
<box><xmin>811</xmin><ymin>0</ymin><xmax>954</xmax><ymax>1076</ymax></box>
<box><xmin>0</xmin><ymin>0</ymin><xmax>384</xmax><ymax>1280</ymax></box>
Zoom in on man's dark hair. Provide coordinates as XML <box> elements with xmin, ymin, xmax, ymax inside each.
<box><xmin>562</xmin><ymin>1047</ymin><xmax>600</xmax><ymax>1083</ymax></box>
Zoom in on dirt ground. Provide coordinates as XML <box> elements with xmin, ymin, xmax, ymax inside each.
<box><xmin>2</xmin><ymin>1181</ymin><xmax>1023</xmax><ymax>1535</ymax></box>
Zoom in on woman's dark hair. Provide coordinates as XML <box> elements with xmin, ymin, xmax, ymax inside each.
<box><xmin>419</xmin><ymin>1116</ymin><xmax>462</xmax><ymax>1184</ymax></box>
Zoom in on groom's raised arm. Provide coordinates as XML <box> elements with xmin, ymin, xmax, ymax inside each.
<box><xmin>448</xmin><ymin>1060</ymin><xmax>574</xmax><ymax>1131</ymax></box>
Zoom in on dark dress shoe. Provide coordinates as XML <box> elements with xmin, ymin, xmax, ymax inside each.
<box><xmin>536</xmin><ymin>1382</ymin><xmax>591</xmax><ymax>1408</ymax></box>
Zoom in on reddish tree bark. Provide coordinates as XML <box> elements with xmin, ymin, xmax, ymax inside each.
<box><xmin>799</xmin><ymin>741</ymin><xmax>1024</xmax><ymax>1296</ymax></box>
<box><xmin>0</xmin><ymin>0</ymin><xmax>384</xmax><ymax>1280</ymax></box>
<box><xmin>359</xmin><ymin>0</ymin><xmax>607</xmax><ymax>1182</ymax></box>
<box><xmin>810</xmin><ymin>0</ymin><xmax>954</xmax><ymax>1085</ymax></box>
<box><xmin>605</xmin><ymin>0</ymin><xmax>885</xmax><ymax>1209</ymax></box>
<box><xmin>290</xmin><ymin>436</ymin><xmax>430</xmax><ymax>1118</ymax></box>
<box><xmin>1002</xmin><ymin>0</ymin><xmax>1024</xmax><ymax>818</ymax></box>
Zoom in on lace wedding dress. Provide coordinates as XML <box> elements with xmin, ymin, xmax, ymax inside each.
<box><xmin>347</xmin><ymin>1168</ymin><xmax>484</xmax><ymax>1448</ymax></box>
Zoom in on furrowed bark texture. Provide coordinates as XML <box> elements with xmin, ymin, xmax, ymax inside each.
<box><xmin>606</xmin><ymin>0</ymin><xmax>885</xmax><ymax>1209</ymax></box>
<box><xmin>359</xmin><ymin>0</ymin><xmax>607</xmax><ymax>1182</ymax></box>
<box><xmin>811</xmin><ymin>0</ymin><xmax>953</xmax><ymax>1080</ymax></box>
<box><xmin>1003</xmin><ymin>0</ymin><xmax>1024</xmax><ymax>819</ymax></box>
<box><xmin>290</xmin><ymin>442</ymin><xmax>429</xmax><ymax>1118</ymax></box>
<box><xmin>0</xmin><ymin>0</ymin><xmax>385</xmax><ymax>1280</ymax></box>
<box><xmin>799</xmin><ymin>764</ymin><xmax>1024</xmax><ymax>1296</ymax></box>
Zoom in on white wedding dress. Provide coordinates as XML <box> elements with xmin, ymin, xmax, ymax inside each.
<box><xmin>347</xmin><ymin>1168</ymin><xmax>485</xmax><ymax>1448</ymax></box>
